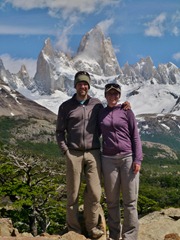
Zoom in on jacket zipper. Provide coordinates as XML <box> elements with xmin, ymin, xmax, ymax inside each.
<box><xmin>83</xmin><ymin>105</ymin><xmax>86</xmax><ymax>150</ymax></box>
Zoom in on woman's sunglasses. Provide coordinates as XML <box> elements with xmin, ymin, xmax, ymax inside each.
<box><xmin>105</xmin><ymin>83</ymin><xmax>121</xmax><ymax>92</ymax></box>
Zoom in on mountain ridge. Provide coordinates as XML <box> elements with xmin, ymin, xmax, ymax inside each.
<box><xmin>0</xmin><ymin>24</ymin><xmax>179</xmax><ymax>116</ymax></box>
<box><xmin>0</xmin><ymin>24</ymin><xmax>180</xmax><ymax>150</ymax></box>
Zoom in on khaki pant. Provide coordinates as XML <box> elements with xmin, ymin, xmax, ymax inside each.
<box><xmin>65</xmin><ymin>149</ymin><xmax>102</xmax><ymax>234</ymax></box>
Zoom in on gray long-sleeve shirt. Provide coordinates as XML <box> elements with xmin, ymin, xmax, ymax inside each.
<box><xmin>56</xmin><ymin>94</ymin><xmax>103</xmax><ymax>153</ymax></box>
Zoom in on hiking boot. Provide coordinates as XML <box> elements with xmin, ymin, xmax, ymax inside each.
<box><xmin>89</xmin><ymin>227</ymin><xmax>104</xmax><ymax>239</ymax></box>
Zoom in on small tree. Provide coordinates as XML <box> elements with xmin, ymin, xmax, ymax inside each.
<box><xmin>0</xmin><ymin>147</ymin><xmax>66</xmax><ymax>235</ymax></box>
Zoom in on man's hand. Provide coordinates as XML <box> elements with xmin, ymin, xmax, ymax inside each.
<box><xmin>122</xmin><ymin>101</ymin><xmax>131</xmax><ymax>110</ymax></box>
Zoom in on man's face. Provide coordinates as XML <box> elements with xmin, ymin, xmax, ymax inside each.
<box><xmin>76</xmin><ymin>81</ymin><xmax>89</xmax><ymax>97</ymax></box>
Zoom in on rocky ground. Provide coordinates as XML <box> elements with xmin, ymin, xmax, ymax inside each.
<box><xmin>0</xmin><ymin>208</ymin><xmax>179</xmax><ymax>240</ymax></box>
<box><xmin>138</xmin><ymin>208</ymin><xmax>180</xmax><ymax>240</ymax></box>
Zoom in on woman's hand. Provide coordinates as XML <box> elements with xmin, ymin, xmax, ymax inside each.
<box><xmin>133</xmin><ymin>162</ymin><xmax>141</xmax><ymax>174</ymax></box>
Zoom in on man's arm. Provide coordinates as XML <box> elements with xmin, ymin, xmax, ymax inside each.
<box><xmin>122</xmin><ymin>101</ymin><xmax>131</xmax><ymax>110</ymax></box>
<box><xmin>56</xmin><ymin>104</ymin><xmax>68</xmax><ymax>154</ymax></box>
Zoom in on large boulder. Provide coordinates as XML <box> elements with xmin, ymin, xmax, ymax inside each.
<box><xmin>0</xmin><ymin>218</ymin><xmax>15</xmax><ymax>236</ymax></box>
<box><xmin>138</xmin><ymin>208</ymin><xmax>180</xmax><ymax>240</ymax></box>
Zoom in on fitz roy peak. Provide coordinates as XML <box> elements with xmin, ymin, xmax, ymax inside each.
<box><xmin>74</xmin><ymin>25</ymin><xmax>121</xmax><ymax>76</ymax></box>
<box><xmin>0</xmin><ymin>24</ymin><xmax>180</xmax><ymax>117</ymax></box>
<box><xmin>34</xmin><ymin>25</ymin><xmax>121</xmax><ymax>95</ymax></box>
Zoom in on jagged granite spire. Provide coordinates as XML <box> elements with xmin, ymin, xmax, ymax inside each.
<box><xmin>0</xmin><ymin>58</ymin><xmax>18</xmax><ymax>89</ymax></box>
<box><xmin>17</xmin><ymin>65</ymin><xmax>35</xmax><ymax>90</ymax></box>
<box><xmin>34</xmin><ymin>38</ymin><xmax>55</xmax><ymax>94</ymax></box>
<box><xmin>74</xmin><ymin>25</ymin><xmax>121</xmax><ymax>76</ymax></box>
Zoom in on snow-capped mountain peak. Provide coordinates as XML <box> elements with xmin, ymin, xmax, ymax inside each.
<box><xmin>74</xmin><ymin>25</ymin><xmax>121</xmax><ymax>76</ymax></box>
<box><xmin>0</xmin><ymin>24</ymin><xmax>180</xmax><ymax>116</ymax></box>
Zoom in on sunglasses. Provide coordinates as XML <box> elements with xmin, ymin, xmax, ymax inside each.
<box><xmin>105</xmin><ymin>83</ymin><xmax>121</xmax><ymax>92</ymax></box>
<box><xmin>75</xmin><ymin>71</ymin><xmax>90</xmax><ymax>79</ymax></box>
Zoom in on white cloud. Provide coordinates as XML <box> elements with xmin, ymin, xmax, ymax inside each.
<box><xmin>172</xmin><ymin>52</ymin><xmax>180</xmax><ymax>61</ymax></box>
<box><xmin>0</xmin><ymin>25</ymin><xmax>55</xmax><ymax>35</ymax></box>
<box><xmin>172</xmin><ymin>26</ymin><xmax>179</xmax><ymax>36</ymax></box>
<box><xmin>55</xmin><ymin>25</ymin><xmax>74</xmax><ymax>54</ymax></box>
<box><xmin>98</xmin><ymin>18</ymin><xmax>114</xmax><ymax>35</ymax></box>
<box><xmin>0</xmin><ymin>0</ymin><xmax>119</xmax><ymax>39</ymax></box>
<box><xmin>0</xmin><ymin>54</ymin><xmax>37</xmax><ymax>77</ymax></box>
<box><xmin>144</xmin><ymin>13</ymin><xmax>166</xmax><ymax>37</ymax></box>
<box><xmin>2</xmin><ymin>0</ymin><xmax>119</xmax><ymax>16</ymax></box>
<box><xmin>144</xmin><ymin>11</ymin><xmax>180</xmax><ymax>38</ymax></box>
<box><xmin>172</xmin><ymin>10</ymin><xmax>180</xmax><ymax>23</ymax></box>
<box><xmin>170</xmin><ymin>11</ymin><xmax>180</xmax><ymax>36</ymax></box>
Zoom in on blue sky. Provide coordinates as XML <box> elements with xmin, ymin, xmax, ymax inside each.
<box><xmin>0</xmin><ymin>0</ymin><xmax>180</xmax><ymax>77</ymax></box>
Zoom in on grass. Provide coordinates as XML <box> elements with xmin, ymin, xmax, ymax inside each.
<box><xmin>16</xmin><ymin>140</ymin><xmax>61</xmax><ymax>159</ymax></box>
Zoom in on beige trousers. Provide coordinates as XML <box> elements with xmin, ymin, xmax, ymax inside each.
<box><xmin>65</xmin><ymin>149</ymin><xmax>102</xmax><ymax>234</ymax></box>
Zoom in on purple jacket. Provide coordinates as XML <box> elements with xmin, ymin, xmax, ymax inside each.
<box><xmin>99</xmin><ymin>104</ymin><xmax>143</xmax><ymax>165</ymax></box>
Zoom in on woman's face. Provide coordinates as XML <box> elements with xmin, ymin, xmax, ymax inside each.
<box><xmin>105</xmin><ymin>89</ymin><xmax>120</xmax><ymax>107</ymax></box>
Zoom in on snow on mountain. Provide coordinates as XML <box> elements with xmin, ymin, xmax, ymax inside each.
<box><xmin>121</xmin><ymin>82</ymin><xmax>180</xmax><ymax>116</ymax></box>
<box><xmin>0</xmin><ymin>77</ymin><xmax>56</xmax><ymax>121</ymax></box>
<box><xmin>73</xmin><ymin>25</ymin><xmax>121</xmax><ymax>76</ymax></box>
<box><xmin>0</xmin><ymin>24</ymin><xmax>180</xmax><ymax>117</ymax></box>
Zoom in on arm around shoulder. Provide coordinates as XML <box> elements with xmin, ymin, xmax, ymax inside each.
<box><xmin>122</xmin><ymin>101</ymin><xmax>131</xmax><ymax>110</ymax></box>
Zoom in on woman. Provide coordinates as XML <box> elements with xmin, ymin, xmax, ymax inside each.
<box><xmin>99</xmin><ymin>83</ymin><xmax>143</xmax><ymax>240</ymax></box>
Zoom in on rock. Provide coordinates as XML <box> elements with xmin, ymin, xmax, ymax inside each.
<box><xmin>0</xmin><ymin>218</ymin><xmax>17</xmax><ymax>236</ymax></box>
<box><xmin>138</xmin><ymin>208</ymin><xmax>180</xmax><ymax>240</ymax></box>
<box><xmin>61</xmin><ymin>231</ymin><xmax>89</xmax><ymax>240</ymax></box>
<box><xmin>164</xmin><ymin>233</ymin><xmax>180</xmax><ymax>240</ymax></box>
<box><xmin>21</xmin><ymin>232</ymin><xmax>34</xmax><ymax>237</ymax></box>
<box><xmin>0</xmin><ymin>204</ymin><xmax>106</xmax><ymax>240</ymax></box>
<box><xmin>0</xmin><ymin>237</ymin><xmax>60</xmax><ymax>240</ymax></box>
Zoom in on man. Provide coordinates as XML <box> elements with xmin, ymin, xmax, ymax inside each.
<box><xmin>56</xmin><ymin>71</ymin><xmax>104</xmax><ymax>239</ymax></box>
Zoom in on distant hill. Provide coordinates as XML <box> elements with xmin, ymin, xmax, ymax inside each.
<box><xmin>0</xmin><ymin>78</ymin><xmax>56</xmax><ymax>122</ymax></box>
<box><xmin>137</xmin><ymin>114</ymin><xmax>180</xmax><ymax>151</ymax></box>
